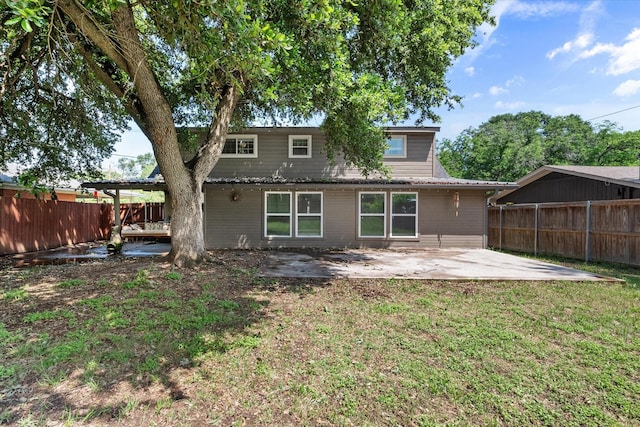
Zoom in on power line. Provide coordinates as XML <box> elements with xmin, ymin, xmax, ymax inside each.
<box><xmin>587</xmin><ymin>104</ymin><xmax>640</xmax><ymax>121</ymax></box>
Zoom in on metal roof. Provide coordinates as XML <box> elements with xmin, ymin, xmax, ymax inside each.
<box><xmin>83</xmin><ymin>175</ymin><xmax>516</xmax><ymax>191</ymax></box>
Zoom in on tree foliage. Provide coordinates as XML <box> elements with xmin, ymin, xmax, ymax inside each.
<box><xmin>438</xmin><ymin>111</ymin><xmax>639</xmax><ymax>182</ymax></box>
<box><xmin>1</xmin><ymin>0</ymin><xmax>125</xmax><ymax>183</ymax></box>
<box><xmin>117</xmin><ymin>153</ymin><xmax>156</xmax><ymax>179</ymax></box>
<box><xmin>2</xmin><ymin>0</ymin><xmax>494</xmax><ymax>266</ymax></box>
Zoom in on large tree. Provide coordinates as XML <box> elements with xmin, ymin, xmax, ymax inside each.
<box><xmin>438</xmin><ymin>111</ymin><xmax>639</xmax><ymax>182</ymax></box>
<box><xmin>2</xmin><ymin>0</ymin><xmax>494</xmax><ymax>266</ymax></box>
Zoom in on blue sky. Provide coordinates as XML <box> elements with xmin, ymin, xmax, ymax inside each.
<box><xmin>434</xmin><ymin>0</ymin><xmax>640</xmax><ymax>141</ymax></box>
<box><xmin>106</xmin><ymin>0</ymin><xmax>640</xmax><ymax>168</ymax></box>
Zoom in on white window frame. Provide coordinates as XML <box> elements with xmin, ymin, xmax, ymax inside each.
<box><xmin>221</xmin><ymin>134</ymin><xmax>258</xmax><ymax>158</ymax></box>
<box><xmin>358</xmin><ymin>191</ymin><xmax>387</xmax><ymax>238</ymax></box>
<box><xmin>288</xmin><ymin>135</ymin><xmax>312</xmax><ymax>158</ymax></box>
<box><xmin>295</xmin><ymin>192</ymin><xmax>323</xmax><ymax>238</ymax></box>
<box><xmin>390</xmin><ymin>192</ymin><xmax>418</xmax><ymax>238</ymax></box>
<box><xmin>384</xmin><ymin>135</ymin><xmax>407</xmax><ymax>158</ymax></box>
<box><xmin>264</xmin><ymin>191</ymin><xmax>292</xmax><ymax>238</ymax></box>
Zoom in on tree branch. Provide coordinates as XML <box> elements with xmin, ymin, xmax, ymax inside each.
<box><xmin>56</xmin><ymin>0</ymin><xmax>129</xmax><ymax>73</ymax></box>
<box><xmin>71</xmin><ymin>38</ymin><xmax>149</xmax><ymax>137</ymax></box>
<box><xmin>192</xmin><ymin>74</ymin><xmax>244</xmax><ymax>182</ymax></box>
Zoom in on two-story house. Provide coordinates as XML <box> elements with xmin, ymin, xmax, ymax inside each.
<box><xmin>86</xmin><ymin>127</ymin><xmax>516</xmax><ymax>249</ymax></box>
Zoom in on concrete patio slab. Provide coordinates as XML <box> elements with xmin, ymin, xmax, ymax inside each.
<box><xmin>259</xmin><ymin>249</ymin><xmax>609</xmax><ymax>281</ymax></box>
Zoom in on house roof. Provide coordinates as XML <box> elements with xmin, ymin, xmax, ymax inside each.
<box><xmin>0</xmin><ymin>173</ymin><xmax>15</xmax><ymax>183</ymax></box>
<box><xmin>84</xmin><ymin>176</ymin><xmax>516</xmax><ymax>191</ymax></box>
<box><xmin>491</xmin><ymin>165</ymin><xmax>640</xmax><ymax>203</ymax></box>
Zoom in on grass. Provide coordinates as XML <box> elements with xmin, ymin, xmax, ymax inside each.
<box><xmin>0</xmin><ymin>251</ymin><xmax>638</xmax><ymax>425</ymax></box>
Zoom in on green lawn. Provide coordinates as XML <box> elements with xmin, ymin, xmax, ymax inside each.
<box><xmin>0</xmin><ymin>253</ymin><xmax>638</xmax><ymax>425</ymax></box>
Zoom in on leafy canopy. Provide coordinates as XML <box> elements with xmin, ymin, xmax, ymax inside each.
<box><xmin>2</xmin><ymin>0</ymin><xmax>494</xmax><ymax>179</ymax></box>
<box><xmin>438</xmin><ymin>111</ymin><xmax>639</xmax><ymax>182</ymax></box>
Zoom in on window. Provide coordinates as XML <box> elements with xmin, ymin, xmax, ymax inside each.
<box><xmin>296</xmin><ymin>192</ymin><xmax>322</xmax><ymax>237</ymax></box>
<box><xmin>359</xmin><ymin>192</ymin><xmax>386</xmax><ymax>238</ymax></box>
<box><xmin>265</xmin><ymin>192</ymin><xmax>291</xmax><ymax>237</ymax></box>
<box><xmin>390</xmin><ymin>192</ymin><xmax>418</xmax><ymax>237</ymax></box>
<box><xmin>221</xmin><ymin>134</ymin><xmax>258</xmax><ymax>157</ymax></box>
<box><xmin>384</xmin><ymin>135</ymin><xmax>407</xmax><ymax>158</ymax></box>
<box><xmin>358</xmin><ymin>192</ymin><xmax>418</xmax><ymax>239</ymax></box>
<box><xmin>288</xmin><ymin>135</ymin><xmax>312</xmax><ymax>158</ymax></box>
<box><xmin>265</xmin><ymin>191</ymin><xmax>323</xmax><ymax>238</ymax></box>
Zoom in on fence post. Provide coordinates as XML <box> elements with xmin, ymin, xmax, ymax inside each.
<box><xmin>585</xmin><ymin>201</ymin><xmax>591</xmax><ymax>262</ymax></box>
<box><xmin>534</xmin><ymin>204</ymin><xmax>539</xmax><ymax>256</ymax></box>
<box><xmin>499</xmin><ymin>205</ymin><xmax>503</xmax><ymax>250</ymax></box>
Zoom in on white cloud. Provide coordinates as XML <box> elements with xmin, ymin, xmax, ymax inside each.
<box><xmin>506</xmin><ymin>75</ymin><xmax>525</xmax><ymax>87</ymax></box>
<box><xmin>468</xmin><ymin>0</ymin><xmax>579</xmax><ymax>61</ymax></box>
<box><xmin>465</xmin><ymin>66</ymin><xmax>475</xmax><ymax>76</ymax></box>
<box><xmin>490</xmin><ymin>85</ymin><xmax>507</xmax><ymax>96</ymax></box>
<box><xmin>613</xmin><ymin>79</ymin><xmax>640</xmax><ymax>97</ymax></box>
<box><xmin>472</xmin><ymin>92</ymin><xmax>483</xmax><ymax>99</ymax></box>
<box><xmin>507</xmin><ymin>0</ymin><xmax>580</xmax><ymax>18</ymax></box>
<box><xmin>546</xmin><ymin>0</ymin><xmax>602</xmax><ymax>59</ymax></box>
<box><xmin>489</xmin><ymin>75</ymin><xmax>525</xmax><ymax>96</ymax></box>
<box><xmin>545</xmin><ymin>0</ymin><xmax>640</xmax><ymax>76</ymax></box>
<box><xmin>547</xmin><ymin>33</ymin><xmax>594</xmax><ymax>59</ymax></box>
<box><xmin>579</xmin><ymin>28</ymin><xmax>640</xmax><ymax>75</ymax></box>
<box><xmin>495</xmin><ymin>100</ymin><xmax>526</xmax><ymax>110</ymax></box>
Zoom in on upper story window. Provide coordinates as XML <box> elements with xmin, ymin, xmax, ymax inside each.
<box><xmin>384</xmin><ymin>135</ymin><xmax>407</xmax><ymax>158</ymax></box>
<box><xmin>288</xmin><ymin>135</ymin><xmax>312</xmax><ymax>158</ymax></box>
<box><xmin>221</xmin><ymin>134</ymin><xmax>258</xmax><ymax>158</ymax></box>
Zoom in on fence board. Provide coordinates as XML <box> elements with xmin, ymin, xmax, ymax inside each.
<box><xmin>119</xmin><ymin>202</ymin><xmax>165</xmax><ymax>224</ymax></box>
<box><xmin>488</xmin><ymin>200</ymin><xmax>640</xmax><ymax>266</ymax></box>
<box><xmin>0</xmin><ymin>197</ymin><xmax>113</xmax><ymax>255</ymax></box>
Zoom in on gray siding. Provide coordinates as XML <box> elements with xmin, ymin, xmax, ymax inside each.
<box><xmin>204</xmin><ymin>186</ymin><xmax>485</xmax><ymax>249</ymax></box>
<box><xmin>209</xmin><ymin>128</ymin><xmax>435</xmax><ymax>179</ymax></box>
<box><xmin>496</xmin><ymin>172</ymin><xmax>640</xmax><ymax>204</ymax></box>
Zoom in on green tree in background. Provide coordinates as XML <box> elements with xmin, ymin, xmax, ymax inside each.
<box><xmin>2</xmin><ymin>0</ymin><xmax>494</xmax><ymax>266</ymax></box>
<box><xmin>117</xmin><ymin>153</ymin><xmax>157</xmax><ymax>179</ymax></box>
<box><xmin>438</xmin><ymin>111</ymin><xmax>639</xmax><ymax>182</ymax></box>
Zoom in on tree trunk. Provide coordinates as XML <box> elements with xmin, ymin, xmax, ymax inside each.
<box><xmin>166</xmin><ymin>173</ymin><xmax>207</xmax><ymax>267</ymax></box>
<box><xmin>108</xmin><ymin>5</ymin><xmax>211</xmax><ymax>267</ymax></box>
<box><xmin>60</xmin><ymin>2</ymin><xmax>240</xmax><ymax>267</ymax></box>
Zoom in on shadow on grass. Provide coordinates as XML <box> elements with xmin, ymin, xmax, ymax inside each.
<box><xmin>0</xmin><ymin>251</ymin><xmax>333</xmax><ymax>424</ymax></box>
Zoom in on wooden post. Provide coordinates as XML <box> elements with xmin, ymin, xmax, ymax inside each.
<box><xmin>114</xmin><ymin>189</ymin><xmax>121</xmax><ymax>228</ymax></box>
<box><xmin>585</xmin><ymin>201</ymin><xmax>591</xmax><ymax>262</ymax></box>
<box><xmin>534</xmin><ymin>204</ymin><xmax>539</xmax><ymax>256</ymax></box>
<box><xmin>499</xmin><ymin>205</ymin><xmax>503</xmax><ymax>250</ymax></box>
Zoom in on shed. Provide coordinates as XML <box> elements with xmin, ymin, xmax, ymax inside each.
<box><xmin>492</xmin><ymin>165</ymin><xmax>640</xmax><ymax>205</ymax></box>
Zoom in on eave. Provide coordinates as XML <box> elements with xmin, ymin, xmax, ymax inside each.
<box><xmin>83</xmin><ymin>176</ymin><xmax>517</xmax><ymax>192</ymax></box>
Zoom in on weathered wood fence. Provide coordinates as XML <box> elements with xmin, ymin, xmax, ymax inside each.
<box><xmin>119</xmin><ymin>202</ymin><xmax>165</xmax><ymax>224</ymax></box>
<box><xmin>488</xmin><ymin>200</ymin><xmax>640</xmax><ymax>266</ymax></box>
<box><xmin>0</xmin><ymin>197</ymin><xmax>113</xmax><ymax>255</ymax></box>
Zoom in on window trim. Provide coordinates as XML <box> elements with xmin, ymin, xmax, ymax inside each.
<box><xmin>295</xmin><ymin>192</ymin><xmax>323</xmax><ymax>238</ymax></box>
<box><xmin>288</xmin><ymin>135</ymin><xmax>313</xmax><ymax>158</ymax></box>
<box><xmin>221</xmin><ymin>134</ymin><xmax>258</xmax><ymax>158</ymax></box>
<box><xmin>264</xmin><ymin>191</ymin><xmax>292</xmax><ymax>238</ymax></box>
<box><xmin>358</xmin><ymin>191</ymin><xmax>387</xmax><ymax>238</ymax></box>
<box><xmin>389</xmin><ymin>192</ymin><xmax>418</xmax><ymax>238</ymax></box>
<box><xmin>384</xmin><ymin>135</ymin><xmax>407</xmax><ymax>158</ymax></box>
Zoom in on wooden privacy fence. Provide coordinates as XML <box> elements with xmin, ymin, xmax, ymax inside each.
<box><xmin>488</xmin><ymin>200</ymin><xmax>640</xmax><ymax>266</ymax></box>
<box><xmin>119</xmin><ymin>202</ymin><xmax>165</xmax><ymax>224</ymax></box>
<box><xmin>0</xmin><ymin>197</ymin><xmax>113</xmax><ymax>255</ymax></box>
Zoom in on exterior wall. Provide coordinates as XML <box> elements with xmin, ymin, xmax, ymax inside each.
<box><xmin>0</xmin><ymin>188</ymin><xmax>77</xmax><ymax>202</ymax></box>
<box><xmin>496</xmin><ymin>172</ymin><xmax>640</xmax><ymax>204</ymax></box>
<box><xmin>204</xmin><ymin>186</ymin><xmax>486</xmax><ymax>249</ymax></box>
<box><xmin>209</xmin><ymin>128</ymin><xmax>436</xmax><ymax>179</ymax></box>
